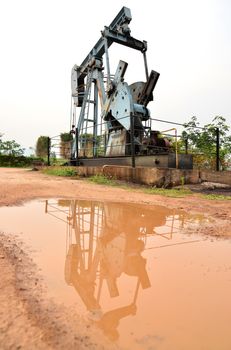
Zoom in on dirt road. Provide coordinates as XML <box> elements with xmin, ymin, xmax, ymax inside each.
<box><xmin>0</xmin><ymin>168</ymin><xmax>230</xmax><ymax>349</ymax></box>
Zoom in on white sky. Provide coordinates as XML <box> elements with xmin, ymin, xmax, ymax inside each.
<box><xmin>0</xmin><ymin>0</ymin><xmax>230</xmax><ymax>151</ymax></box>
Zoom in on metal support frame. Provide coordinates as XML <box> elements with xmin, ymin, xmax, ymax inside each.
<box><xmin>130</xmin><ymin>114</ymin><xmax>136</xmax><ymax>169</ymax></box>
<box><xmin>104</xmin><ymin>36</ymin><xmax>111</xmax><ymax>91</ymax></box>
<box><xmin>75</xmin><ymin>127</ymin><xmax>79</xmax><ymax>163</ymax></box>
<box><xmin>216</xmin><ymin>127</ymin><xmax>220</xmax><ymax>171</ymax></box>
<box><xmin>93</xmin><ymin>84</ymin><xmax>98</xmax><ymax>157</ymax></box>
<box><xmin>47</xmin><ymin>137</ymin><xmax>50</xmax><ymax>166</ymax></box>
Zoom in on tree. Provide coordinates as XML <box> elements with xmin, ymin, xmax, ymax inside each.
<box><xmin>60</xmin><ymin>132</ymin><xmax>73</xmax><ymax>158</ymax></box>
<box><xmin>182</xmin><ymin>116</ymin><xmax>231</xmax><ymax>169</ymax></box>
<box><xmin>36</xmin><ymin>136</ymin><xmax>49</xmax><ymax>157</ymax></box>
<box><xmin>0</xmin><ymin>134</ymin><xmax>24</xmax><ymax>156</ymax></box>
<box><xmin>0</xmin><ymin>133</ymin><xmax>3</xmax><ymax>152</ymax></box>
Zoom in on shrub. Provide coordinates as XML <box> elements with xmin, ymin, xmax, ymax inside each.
<box><xmin>0</xmin><ymin>155</ymin><xmax>43</xmax><ymax>167</ymax></box>
<box><xmin>42</xmin><ymin>167</ymin><xmax>78</xmax><ymax>177</ymax></box>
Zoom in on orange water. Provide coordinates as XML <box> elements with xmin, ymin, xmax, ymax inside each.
<box><xmin>0</xmin><ymin>199</ymin><xmax>231</xmax><ymax>350</ymax></box>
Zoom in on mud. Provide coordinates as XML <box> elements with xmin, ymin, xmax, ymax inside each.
<box><xmin>0</xmin><ymin>231</ymin><xmax>115</xmax><ymax>350</ymax></box>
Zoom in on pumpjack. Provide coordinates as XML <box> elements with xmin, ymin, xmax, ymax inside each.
<box><xmin>70</xmin><ymin>7</ymin><xmax>171</xmax><ymax>164</ymax></box>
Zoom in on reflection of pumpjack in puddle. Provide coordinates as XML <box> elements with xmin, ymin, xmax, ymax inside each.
<box><xmin>45</xmin><ymin>200</ymin><xmax>185</xmax><ymax>340</ymax></box>
<box><xmin>65</xmin><ymin>235</ymin><xmax>148</xmax><ymax>340</ymax></box>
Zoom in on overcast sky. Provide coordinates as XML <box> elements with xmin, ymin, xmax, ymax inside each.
<box><xmin>0</xmin><ymin>0</ymin><xmax>230</xmax><ymax>152</ymax></box>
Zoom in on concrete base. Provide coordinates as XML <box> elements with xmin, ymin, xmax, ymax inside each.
<box><xmin>200</xmin><ymin>170</ymin><xmax>231</xmax><ymax>186</ymax></box>
<box><xmin>78</xmin><ymin>154</ymin><xmax>193</xmax><ymax>170</ymax></box>
<box><xmin>46</xmin><ymin>164</ymin><xmax>230</xmax><ymax>187</ymax></box>
<box><xmin>103</xmin><ymin>166</ymin><xmax>199</xmax><ymax>187</ymax></box>
<box><xmin>76</xmin><ymin>165</ymin><xmax>199</xmax><ymax>187</ymax></box>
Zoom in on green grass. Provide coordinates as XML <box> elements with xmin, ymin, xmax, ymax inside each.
<box><xmin>42</xmin><ymin>168</ymin><xmax>231</xmax><ymax>201</ymax></box>
<box><xmin>201</xmin><ymin>194</ymin><xmax>231</xmax><ymax>201</ymax></box>
<box><xmin>49</xmin><ymin>158</ymin><xmax>69</xmax><ymax>166</ymax></box>
<box><xmin>88</xmin><ymin>174</ymin><xmax>117</xmax><ymax>186</ymax></box>
<box><xmin>42</xmin><ymin>167</ymin><xmax>78</xmax><ymax>177</ymax></box>
<box><xmin>144</xmin><ymin>187</ymin><xmax>192</xmax><ymax>198</ymax></box>
<box><xmin>88</xmin><ymin>174</ymin><xmax>192</xmax><ymax>197</ymax></box>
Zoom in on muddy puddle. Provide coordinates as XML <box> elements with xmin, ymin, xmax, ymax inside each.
<box><xmin>0</xmin><ymin>199</ymin><xmax>231</xmax><ymax>350</ymax></box>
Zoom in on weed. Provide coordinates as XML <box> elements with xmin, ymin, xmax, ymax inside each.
<box><xmin>88</xmin><ymin>174</ymin><xmax>193</xmax><ymax>196</ymax></box>
<box><xmin>180</xmin><ymin>176</ymin><xmax>185</xmax><ymax>187</ymax></box>
<box><xmin>88</xmin><ymin>174</ymin><xmax>117</xmax><ymax>186</ymax></box>
<box><xmin>201</xmin><ymin>194</ymin><xmax>231</xmax><ymax>201</ymax></box>
<box><xmin>50</xmin><ymin>158</ymin><xmax>69</xmax><ymax>166</ymax></box>
<box><xmin>144</xmin><ymin>187</ymin><xmax>192</xmax><ymax>198</ymax></box>
<box><xmin>42</xmin><ymin>167</ymin><xmax>77</xmax><ymax>177</ymax></box>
